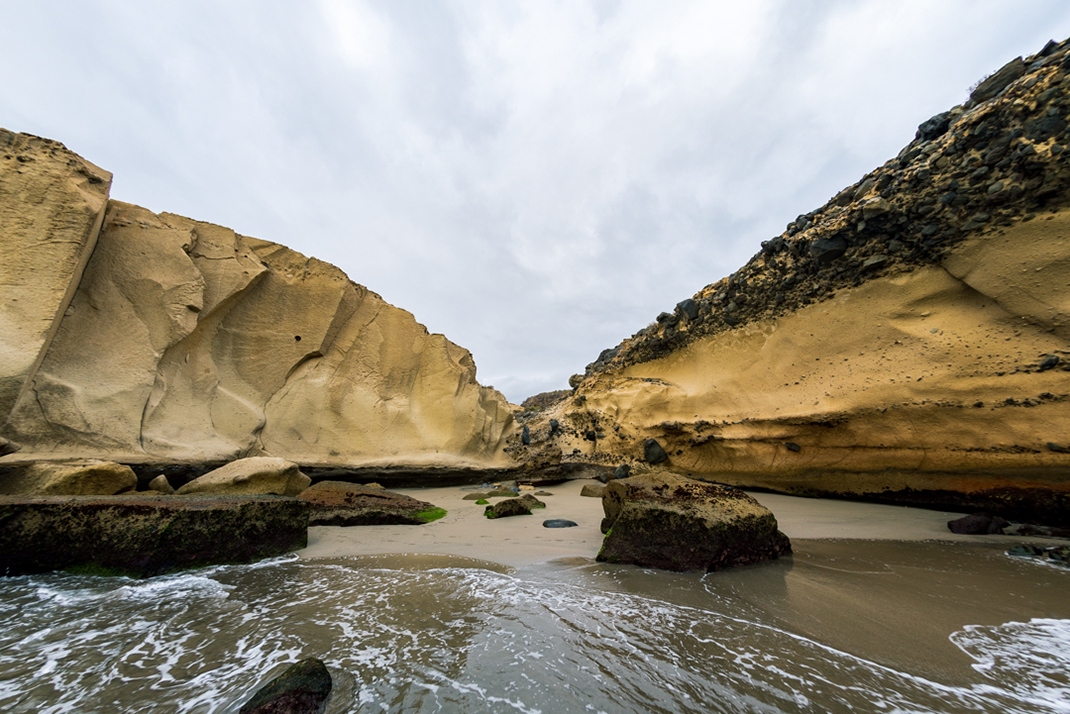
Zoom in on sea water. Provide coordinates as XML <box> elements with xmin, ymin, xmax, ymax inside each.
<box><xmin>0</xmin><ymin>541</ymin><xmax>1067</xmax><ymax>713</ymax></box>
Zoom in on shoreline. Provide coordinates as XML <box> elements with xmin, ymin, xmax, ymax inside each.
<box><xmin>298</xmin><ymin>479</ymin><xmax>1066</xmax><ymax>569</ymax></box>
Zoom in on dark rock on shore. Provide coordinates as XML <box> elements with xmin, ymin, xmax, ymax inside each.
<box><xmin>596</xmin><ymin>471</ymin><xmax>791</xmax><ymax>572</ymax></box>
<box><xmin>0</xmin><ymin>495</ymin><xmax>309</xmax><ymax>577</ymax></box>
<box><xmin>240</xmin><ymin>658</ymin><xmax>332</xmax><ymax>714</ymax></box>
<box><xmin>298</xmin><ymin>481</ymin><xmax>444</xmax><ymax>526</ymax></box>
<box><xmin>1007</xmin><ymin>543</ymin><xmax>1070</xmax><ymax>566</ymax></box>
<box><xmin>947</xmin><ymin>512</ymin><xmax>1009</xmax><ymax>535</ymax></box>
<box><xmin>543</xmin><ymin>519</ymin><xmax>577</xmax><ymax>528</ymax></box>
<box><xmin>484</xmin><ymin>494</ymin><xmax>544</xmax><ymax>518</ymax></box>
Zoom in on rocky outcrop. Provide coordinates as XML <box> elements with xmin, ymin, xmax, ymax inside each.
<box><xmin>0</xmin><ymin>459</ymin><xmax>136</xmax><ymax>496</ymax></box>
<box><xmin>596</xmin><ymin>470</ymin><xmax>791</xmax><ymax>572</ymax></box>
<box><xmin>511</xmin><ymin>39</ymin><xmax>1070</xmax><ymax>525</ymax></box>
<box><xmin>176</xmin><ymin>457</ymin><xmax>310</xmax><ymax>497</ymax></box>
<box><xmin>0</xmin><ymin>135</ymin><xmax>514</xmax><ymax>472</ymax></box>
<box><xmin>0</xmin><ymin>494</ymin><xmax>309</xmax><ymax>576</ymax></box>
<box><xmin>0</xmin><ymin>130</ymin><xmax>111</xmax><ymax>423</ymax></box>
<box><xmin>239</xmin><ymin>658</ymin><xmax>333</xmax><ymax>714</ymax></box>
<box><xmin>298</xmin><ymin>480</ymin><xmax>445</xmax><ymax>525</ymax></box>
<box><xmin>483</xmin><ymin>495</ymin><xmax>544</xmax><ymax>519</ymax></box>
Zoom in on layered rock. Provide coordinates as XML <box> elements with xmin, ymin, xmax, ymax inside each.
<box><xmin>597</xmin><ymin>470</ymin><xmax>791</xmax><ymax>572</ymax></box>
<box><xmin>512</xmin><ymin>39</ymin><xmax>1070</xmax><ymax>524</ymax></box>
<box><xmin>0</xmin><ymin>136</ymin><xmax>513</xmax><ymax>471</ymax></box>
<box><xmin>298</xmin><ymin>480</ymin><xmax>445</xmax><ymax>525</ymax></box>
<box><xmin>0</xmin><ymin>459</ymin><xmax>136</xmax><ymax>496</ymax></box>
<box><xmin>0</xmin><ymin>494</ymin><xmax>309</xmax><ymax>577</ymax></box>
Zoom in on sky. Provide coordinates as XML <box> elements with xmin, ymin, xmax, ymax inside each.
<box><xmin>3</xmin><ymin>1</ymin><xmax>1070</xmax><ymax>402</ymax></box>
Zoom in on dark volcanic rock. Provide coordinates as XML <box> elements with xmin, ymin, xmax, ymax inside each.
<box><xmin>298</xmin><ymin>481</ymin><xmax>443</xmax><ymax>526</ymax></box>
<box><xmin>543</xmin><ymin>519</ymin><xmax>578</xmax><ymax>528</ymax></box>
<box><xmin>643</xmin><ymin>438</ymin><xmax>668</xmax><ymax>465</ymax></box>
<box><xmin>809</xmin><ymin>236</ymin><xmax>847</xmax><ymax>266</ymax></box>
<box><xmin>484</xmin><ymin>497</ymin><xmax>533</xmax><ymax>519</ymax></box>
<box><xmin>240</xmin><ymin>658</ymin><xmax>332</xmax><ymax>714</ymax></box>
<box><xmin>0</xmin><ymin>495</ymin><xmax>309</xmax><ymax>577</ymax></box>
<box><xmin>596</xmin><ymin>471</ymin><xmax>791</xmax><ymax>572</ymax></box>
<box><xmin>947</xmin><ymin>512</ymin><xmax>1009</xmax><ymax>535</ymax></box>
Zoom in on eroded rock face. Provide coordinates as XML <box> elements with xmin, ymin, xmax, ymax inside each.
<box><xmin>0</xmin><ymin>494</ymin><xmax>309</xmax><ymax>577</ymax></box>
<box><xmin>298</xmin><ymin>481</ymin><xmax>443</xmax><ymax>526</ymax></box>
<box><xmin>597</xmin><ymin>471</ymin><xmax>791</xmax><ymax>572</ymax></box>
<box><xmin>0</xmin><ymin>130</ymin><xmax>111</xmax><ymax>422</ymax></box>
<box><xmin>0</xmin><ymin>459</ymin><xmax>136</xmax><ymax>496</ymax></box>
<box><xmin>176</xmin><ymin>457</ymin><xmax>310</xmax><ymax>497</ymax></box>
<box><xmin>512</xmin><ymin>38</ymin><xmax>1070</xmax><ymax>524</ymax></box>
<box><xmin>0</xmin><ymin>149</ymin><xmax>514</xmax><ymax>469</ymax></box>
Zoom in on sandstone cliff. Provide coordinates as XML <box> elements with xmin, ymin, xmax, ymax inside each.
<box><xmin>0</xmin><ymin>136</ymin><xmax>513</xmax><ymax>471</ymax></box>
<box><xmin>512</xmin><ymin>40</ymin><xmax>1070</xmax><ymax>523</ymax></box>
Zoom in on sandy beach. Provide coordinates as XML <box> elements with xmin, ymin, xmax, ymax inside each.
<box><xmin>299</xmin><ymin>479</ymin><xmax>1060</xmax><ymax>568</ymax></box>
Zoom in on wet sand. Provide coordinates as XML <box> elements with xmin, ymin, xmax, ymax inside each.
<box><xmin>299</xmin><ymin>479</ymin><xmax>1059</xmax><ymax>568</ymax></box>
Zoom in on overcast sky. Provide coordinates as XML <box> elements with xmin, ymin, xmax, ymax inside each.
<box><xmin>3</xmin><ymin>1</ymin><xmax>1069</xmax><ymax>402</ymax></box>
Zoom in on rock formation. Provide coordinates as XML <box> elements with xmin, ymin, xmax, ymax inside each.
<box><xmin>0</xmin><ymin>134</ymin><xmax>514</xmax><ymax>474</ymax></box>
<box><xmin>298</xmin><ymin>480</ymin><xmax>445</xmax><ymax>526</ymax></box>
<box><xmin>512</xmin><ymin>39</ymin><xmax>1070</xmax><ymax>524</ymax></box>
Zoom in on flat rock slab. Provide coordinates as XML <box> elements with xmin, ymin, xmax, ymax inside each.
<box><xmin>298</xmin><ymin>481</ymin><xmax>444</xmax><ymax>526</ymax></box>
<box><xmin>597</xmin><ymin>470</ymin><xmax>791</xmax><ymax>572</ymax></box>
<box><xmin>0</xmin><ymin>495</ymin><xmax>309</xmax><ymax>577</ymax></box>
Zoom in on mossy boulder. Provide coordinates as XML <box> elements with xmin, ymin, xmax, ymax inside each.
<box><xmin>298</xmin><ymin>481</ymin><xmax>444</xmax><ymax>526</ymax></box>
<box><xmin>597</xmin><ymin>470</ymin><xmax>791</xmax><ymax>572</ymax></box>
<box><xmin>0</xmin><ymin>494</ymin><xmax>309</xmax><ymax>577</ymax></box>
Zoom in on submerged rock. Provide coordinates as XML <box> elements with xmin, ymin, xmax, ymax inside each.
<box><xmin>240</xmin><ymin>658</ymin><xmax>332</xmax><ymax>714</ymax></box>
<box><xmin>0</xmin><ymin>494</ymin><xmax>309</xmax><ymax>577</ymax></box>
<box><xmin>176</xmin><ymin>457</ymin><xmax>310</xmax><ymax>497</ymax></box>
<box><xmin>597</xmin><ymin>471</ymin><xmax>791</xmax><ymax>572</ymax></box>
<box><xmin>0</xmin><ymin>460</ymin><xmax>136</xmax><ymax>496</ymax></box>
<box><xmin>298</xmin><ymin>481</ymin><xmax>445</xmax><ymax>526</ymax></box>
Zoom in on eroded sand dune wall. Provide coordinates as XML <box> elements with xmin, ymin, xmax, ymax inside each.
<box><xmin>0</xmin><ymin>137</ymin><xmax>512</xmax><ymax>468</ymax></box>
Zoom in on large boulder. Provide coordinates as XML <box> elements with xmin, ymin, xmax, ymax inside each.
<box><xmin>0</xmin><ymin>460</ymin><xmax>136</xmax><ymax>496</ymax></box>
<box><xmin>240</xmin><ymin>658</ymin><xmax>333</xmax><ymax>714</ymax></box>
<box><xmin>597</xmin><ymin>471</ymin><xmax>791</xmax><ymax>572</ymax></box>
<box><xmin>177</xmin><ymin>457</ymin><xmax>310</xmax><ymax>497</ymax></box>
<box><xmin>298</xmin><ymin>481</ymin><xmax>445</xmax><ymax>526</ymax></box>
<box><xmin>0</xmin><ymin>494</ymin><xmax>309</xmax><ymax>577</ymax></box>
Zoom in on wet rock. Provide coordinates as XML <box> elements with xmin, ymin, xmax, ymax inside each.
<box><xmin>484</xmin><ymin>497</ymin><xmax>532</xmax><ymax>519</ymax></box>
<box><xmin>1007</xmin><ymin>544</ymin><xmax>1070</xmax><ymax>567</ymax></box>
<box><xmin>176</xmin><ymin>457</ymin><xmax>310</xmax><ymax>497</ymax></box>
<box><xmin>0</xmin><ymin>494</ymin><xmax>309</xmax><ymax>577</ymax></box>
<box><xmin>543</xmin><ymin>519</ymin><xmax>578</xmax><ymax>528</ymax></box>
<box><xmin>240</xmin><ymin>658</ymin><xmax>332</xmax><ymax>714</ymax></box>
<box><xmin>947</xmin><ymin>513</ymin><xmax>1009</xmax><ymax>535</ymax></box>
<box><xmin>298</xmin><ymin>481</ymin><xmax>444</xmax><ymax>526</ymax></box>
<box><xmin>643</xmin><ymin>438</ymin><xmax>668</xmax><ymax>465</ymax></box>
<box><xmin>970</xmin><ymin>56</ymin><xmax>1026</xmax><ymax>102</ymax></box>
<box><xmin>1039</xmin><ymin>354</ymin><xmax>1061</xmax><ymax>371</ymax></box>
<box><xmin>596</xmin><ymin>471</ymin><xmax>791</xmax><ymax>572</ymax></box>
<box><xmin>581</xmin><ymin>483</ymin><xmax>606</xmax><ymax>498</ymax></box>
<box><xmin>0</xmin><ymin>460</ymin><xmax>137</xmax><ymax>496</ymax></box>
<box><xmin>148</xmin><ymin>475</ymin><xmax>175</xmax><ymax>495</ymax></box>
<box><xmin>1011</xmin><ymin>523</ymin><xmax>1070</xmax><ymax>539</ymax></box>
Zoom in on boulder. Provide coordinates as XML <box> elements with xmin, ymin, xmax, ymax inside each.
<box><xmin>297</xmin><ymin>481</ymin><xmax>445</xmax><ymax>526</ymax></box>
<box><xmin>947</xmin><ymin>513</ymin><xmax>1009</xmax><ymax>535</ymax></box>
<box><xmin>0</xmin><ymin>460</ymin><xmax>136</xmax><ymax>496</ymax></box>
<box><xmin>543</xmin><ymin>519</ymin><xmax>578</xmax><ymax>528</ymax></box>
<box><xmin>148</xmin><ymin>474</ymin><xmax>175</xmax><ymax>495</ymax></box>
<box><xmin>643</xmin><ymin>438</ymin><xmax>668</xmax><ymax>465</ymax></box>
<box><xmin>240</xmin><ymin>658</ymin><xmax>332</xmax><ymax>714</ymax></box>
<box><xmin>177</xmin><ymin>457</ymin><xmax>310</xmax><ymax>497</ymax></box>
<box><xmin>484</xmin><ymin>497</ymin><xmax>533</xmax><ymax>519</ymax></box>
<box><xmin>580</xmin><ymin>483</ymin><xmax>606</xmax><ymax>498</ymax></box>
<box><xmin>517</xmin><ymin>493</ymin><xmax>546</xmax><ymax>510</ymax></box>
<box><xmin>596</xmin><ymin>471</ymin><xmax>791</xmax><ymax>572</ymax></box>
<box><xmin>462</xmin><ymin>492</ymin><xmax>490</xmax><ymax>501</ymax></box>
<box><xmin>0</xmin><ymin>494</ymin><xmax>309</xmax><ymax>577</ymax></box>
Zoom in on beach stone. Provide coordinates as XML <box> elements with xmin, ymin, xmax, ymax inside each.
<box><xmin>947</xmin><ymin>513</ymin><xmax>1009</xmax><ymax>535</ymax></box>
<box><xmin>643</xmin><ymin>438</ymin><xmax>668</xmax><ymax>465</ymax></box>
<box><xmin>298</xmin><ymin>481</ymin><xmax>443</xmax><ymax>526</ymax></box>
<box><xmin>148</xmin><ymin>475</ymin><xmax>175</xmax><ymax>495</ymax></box>
<box><xmin>176</xmin><ymin>457</ymin><xmax>310</xmax><ymax>497</ymax></box>
<box><xmin>240</xmin><ymin>658</ymin><xmax>332</xmax><ymax>714</ymax></box>
<box><xmin>534</xmin><ymin>491</ymin><xmax>553</xmax><ymax>496</ymax></box>
<box><xmin>518</xmin><ymin>493</ymin><xmax>546</xmax><ymax>510</ymax></box>
<box><xmin>1012</xmin><ymin>523</ymin><xmax>1070</xmax><ymax>539</ymax></box>
<box><xmin>497</xmin><ymin>480</ymin><xmax>519</xmax><ymax>492</ymax></box>
<box><xmin>484</xmin><ymin>497</ymin><xmax>532</xmax><ymax>519</ymax></box>
<box><xmin>1039</xmin><ymin>354</ymin><xmax>1061</xmax><ymax>371</ymax></box>
<box><xmin>543</xmin><ymin>519</ymin><xmax>578</xmax><ymax>528</ymax></box>
<box><xmin>0</xmin><ymin>460</ymin><xmax>136</xmax><ymax>496</ymax></box>
<box><xmin>596</xmin><ymin>471</ymin><xmax>792</xmax><ymax>572</ymax></box>
<box><xmin>581</xmin><ymin>483</ymin><xmax>606</xmax><ymax>498</ymax></box>
<box><xmin>0</xmin><ymin>494</ymin><xmax>309</xmax><ymax>577</ymax></box>
<box><xmin>487</xmin><ymin>488</ymin><xmax>518</xmax><ymax>497</ymax></box>
<box><xmin>463</xmin><ymin>492</ymin><xmax>490</xmax><ymax>501</ymax></box>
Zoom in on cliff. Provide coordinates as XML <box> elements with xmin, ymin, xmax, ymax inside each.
<box><xmin>510</xmin><ymin>40</ymin><xmax>1070</xmax><ymax>523</ymax></box>
<box><xmin>0</xmin><ymin>130</ymin><xmax>513</xmax><ymax>472</ymax></box>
